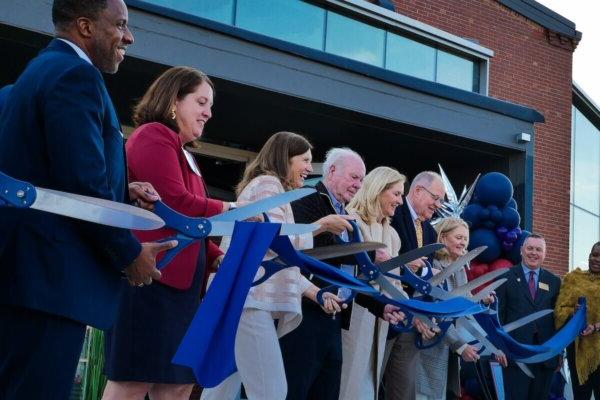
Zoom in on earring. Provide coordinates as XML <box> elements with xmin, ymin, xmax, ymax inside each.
<box><xmin>170</xmin><ymin>108</ymin><xmax>176</xmax><ymax>120</ymax></box>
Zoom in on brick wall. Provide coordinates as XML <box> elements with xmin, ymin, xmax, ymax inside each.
<box><xmin>389</xmin><ymin>0</ymin><xmax>575</xmax><ymax>276</ymax></box>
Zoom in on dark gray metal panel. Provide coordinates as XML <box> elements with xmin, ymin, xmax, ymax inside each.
<box><xmin>498</xmin><ymin>0</ymin><xmax>581</xmax><ymax>40</ymax></box>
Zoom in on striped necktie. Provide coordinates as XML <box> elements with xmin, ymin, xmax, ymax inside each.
<box><xmin>528</xmin><ymin>270</ymin><xmax>536</xmax><ymax>300</ymax></box>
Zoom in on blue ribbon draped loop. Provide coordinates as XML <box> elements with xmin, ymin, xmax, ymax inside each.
<box><xmin>172</xmin><ymin>221</ymin><xmax>280</xmax><ymax>388</ymax></box>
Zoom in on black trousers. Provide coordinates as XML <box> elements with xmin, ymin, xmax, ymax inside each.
<box><xmin>503</xmin><ymin>362</ymin><xmax>554</xmax><ymax>400</ymax></box>
<box><xmin>280</xmin><ymin>300</ymin><xmax>343</xmax><ymax>400</ymax></box>
<box><xmin>0</xmin><ymin>304</ymin><xmax>86</xmax><ymax>400</ymax></box>
<box><xmin>567</xmin><ymin>343</ymin><xmax>600</xmax><ymax>400</ymax></box>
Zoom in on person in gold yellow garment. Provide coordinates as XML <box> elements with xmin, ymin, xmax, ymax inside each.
<box><xmin>555</xmin><ymin>241</ymin><xmax>600</xmax><ymax>400</ymax></box>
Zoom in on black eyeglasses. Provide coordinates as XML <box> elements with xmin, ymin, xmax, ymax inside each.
<box><xmin>418</xmin><ymin>185</ymin><xmax>443</xmax><ymax>204</ymax></box>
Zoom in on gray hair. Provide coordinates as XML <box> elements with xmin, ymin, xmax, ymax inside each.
<box><xmin>322</xmin><ymin>147</ymin><xmax>363</xmax><ymax>176</ymax></box>
<box><xmin>409</xmin><ymin>171</ymin><xmax>443</xmax><ymax>191</ymax></box>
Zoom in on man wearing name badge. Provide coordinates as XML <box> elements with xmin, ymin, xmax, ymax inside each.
<box><xmin>495</xmin><ymin>234</ymin><xmax>561</xmax><ymax>400</ymax></box>
<box><xmin>279</xmin><ymin>148</ymin><xmax>405</xmax><ymax>400</ymax></box>
<box><xmin>0</xmin><ymin>1</ymin><xmax>176</xmax><ymax>398</ymax></box>
<box><xmin>385</xmin><ymin>170</ymin><xmax>446</xmax><ymax>400</ymax></box>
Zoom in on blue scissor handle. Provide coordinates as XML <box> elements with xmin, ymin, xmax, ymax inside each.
<box><xmin>415</xmin><ymin>319</ymin><xmax>453</xmax><ymax>349</ymax></box>
<box><xmin>389</xmin><ymin>311</ymin><xmax>415</xmax><ymax>333</ymax></box>
<box><xmin>421</xmin><ymin>261</ymin><xmax>434</xmax><ymax>280</ymax></box>
<box><xmin>153</xmin><ymin>200</ymin><xmax>212</xmax><ymax>239</ymax></box>
<box><xmin>156</xmin><ymin>235</ymin><xmax>197</xmax><ymax>270</ymax></box>
<box><xmin>316</xmin><ymin>285</ymin><xmax>356</xmax><ymax>306</ymax></box>
<box><xmin>251</xmin><ymin>259</ymin><xmax>288</xmax><ymax>286</ymax></box>
<box><xmin>384</xmin><ymin>265</ymin><xmax>433</xmax><ymax>295</ymax></box>
<box><xmin>0</xmin><ymin>170</ymin><xmax>37</xmax><ymax>208</ymax></box>
<box><xmin>248</xmin><ymin>213</ymin><xmax>289</xmax><ymax>286</ymax></box>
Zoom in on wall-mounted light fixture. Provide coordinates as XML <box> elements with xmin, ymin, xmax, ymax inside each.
<box><xmin>515</xmin><ymin>132</ymin><xmax>531</xmax><ymax>143</ymax></box>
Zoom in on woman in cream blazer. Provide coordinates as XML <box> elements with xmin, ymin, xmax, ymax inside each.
<box><xmin>340</xmin><ymin>166</ymin><xmax>407</xmax><ymax>400</ymax></box>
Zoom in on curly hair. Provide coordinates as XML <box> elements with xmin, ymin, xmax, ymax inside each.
<box><xmin>52</xmin><ymin>0</ymin><xmax>107</xmax><ymax>30</ymax></box>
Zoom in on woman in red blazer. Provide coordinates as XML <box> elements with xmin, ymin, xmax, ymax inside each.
<box><xmin>103</xmin><ymin>67</ymin><xmax>234</xmax><ymax>399</ymax></box>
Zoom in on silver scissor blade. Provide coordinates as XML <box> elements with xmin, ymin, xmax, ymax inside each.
<box><xmin>208</xmin><ymin>221</ymin><xmax>319</xmax><ymax>236</ymax></box>
<box><xmin>503</xmin><ymin>309</ymin><xmax>553</xmax><ymax>333</ymax></box>
<box><xmin>208</xmin><ymin>188</ymin><xmax>316</xmax><ymax>223</ymax></box>
<box><xmin>450</xmin><ymin>268</ymin><xmax>509</xmax><ymax>297</ymax></box>
<box><xmin>424</xmin><ymin>285</ymin><xmax>454</xmax><ymax>300</ymax></box>
<box><xmin>429</xmin><ymin>246</ymin><xmax>488</xmax><ymax>286</ymax></box>
<box><xmin>460</xmin><ymin>316</ymin><xmax>501</xmax><ymax>355</ymax></box>
<box><xmin>31</xmin><ymin>188</ymin><xmax>165</xmax><ymax>230</ymax></box>
<box><xmin>300</xmin><ymin>241</ymin><xmax>386</xmax><ymax>260</ymax></box>
<box><xmin>374</xmin><ymin>275</ymin><xmax>409</xmax><ymax>300</ymax></box>
<box><xmin>377</xmin><ymin>243</ymin><xmax>445</xmax><ymax>273</ymax></box>
<box><xmin>516</xmin><ymin>362</ymin><xmax>534</xmax><ymax>378</ymax></box>
<box><xmin>470</xmin><ymin>279</ymin><xmax>507</xmax><ymax>302</ymax></box>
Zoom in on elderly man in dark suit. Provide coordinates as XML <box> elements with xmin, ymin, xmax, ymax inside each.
<box><xmin>279</xmin><ymin>148</ymin><xmax>405</xmax><ymax>400</ymax></box>
<box><xmin>0</xmin><ymin>1</ymin><xmax>175</xmax><ymax>398</ymax></box>
<box><xmin>384</xmin><ymin>171</ymin><xmax>446</xmax><ymax>399</ymax></box>
<box><xmin>495</xmin><ymin>234</ymin><xmax>561</xmax><ymax>400</ymax></box>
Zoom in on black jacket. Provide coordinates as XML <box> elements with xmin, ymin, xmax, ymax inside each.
<box><xmin>291</xmin><ymin>181</ymin><xmax>385</xmax><ymax>328</ymax></box>
<box><xmin>390</xmin><ymin>198</ymin><xmax>437</xmax><ymax>297</ymax></box>
<box><xmin>495</xmin><ymin>264</ymin><xmax>561</xmax><ymax>368</ymax></box>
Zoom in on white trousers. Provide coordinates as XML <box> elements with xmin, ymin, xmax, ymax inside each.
<box><xmin>200</xmin><ymin>308</ymin><xmax>287</xmax><ymax>400</ymax></box>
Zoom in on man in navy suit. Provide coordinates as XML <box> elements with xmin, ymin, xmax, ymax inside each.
<box><xmin>495</xmin><ymin>234</ymin><xmax>561</xmax><ymax>400</ymax></box>
<box><xmin>385</xmin><ymin>171</ymin><xmax>446</xmax><ymax>399</ymax></box>
<box><xmin>0</xmin><ymin>1</ymin><xmax>175</xmax><ymax>398</ymax></box>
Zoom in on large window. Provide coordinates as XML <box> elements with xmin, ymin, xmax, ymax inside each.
<box><xmin>144</xmin><ymin>0</ymin><xmax>481</xmax><ymax>92</ymax></box>
<box><xmin>570</xmin><ymin>105</ymin><xmax>600</xmax><ymax>270</ymax></box>
<box><xmin>236</xmin><ymin>0</ymin><xmax>325</xmax><ymax>50</ymax></box>
<box><xmin>325</xmin><ymin>12</ymin><xmax>385</xmax><ymax>67</ymax></box>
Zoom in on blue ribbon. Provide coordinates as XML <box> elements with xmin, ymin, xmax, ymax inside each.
<box><xmin>269</xmin><ymin>235</ymin><xmax>380</xmax><ymax>293</ymax></box>
<box><xmin>474</xmin><ymin>297</ymin><xmax>587</xmax><ymax>363</ymax></box>
<box><xmin>171</xmin><ymin>221</ymin><xmax>280</xmax><ymax>387</ymax></box>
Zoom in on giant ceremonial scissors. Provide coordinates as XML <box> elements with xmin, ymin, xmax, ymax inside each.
<box><xmin>0</xmin><ymin>171</ymin><xmax>319</xmax><ymax>258</ymax></box>
<box><xmin>0</xmin><ymin>170</ymin><xmax>164</xmax><ymax>230</ymax></box>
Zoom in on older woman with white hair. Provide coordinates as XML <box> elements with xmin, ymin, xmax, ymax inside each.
<box><xmin>415</xmin><ymin>217</ymin><xmax>479</xmax><ymax>400</ymax></box>
<box><xmin>339</xmin><ymin>166</ymin><xmax>409</xmax><ymax>400</ymax></box>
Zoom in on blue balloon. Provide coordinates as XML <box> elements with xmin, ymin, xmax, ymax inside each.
<box><xmin>496</xmin><ymin>226</ymin><xmax>508</xmax><ymax>238</ymax></box>
<box><xmin>483</xmin><ymin>220</ymin><xmax>496</xmax><ymax>230</ymax></box>
<box><xmin>475</xmin><ymin>172</ymin><xmax>514</xmax><ymax>208</ymax></box>
<box><xmin>505</xmin><ymin>230</ymin><xmax>531</xmax><ymax>264</ymax></box>
<box><xmin>500</xmin><ymin>206</ymin><xmax>520</xmax><ymax>230</ymax></box>
<box><xmin>478</xmin><ymin>208</ymin><xmax>490</xmax><ymax>221</ymax></box>
<box><xmin>469</xmin><ymin>228</ymin><xmax>501</xmax><ymax>263</ymax></box>
<box><xmin>505</xmin><ymin>230</ymin><xmax>518</xmax><ymax>241</ymax></box>
<box><xmin>488</xmin><ymin>205</ymin><xmax>502</xmax><ymax>223</ymax></box>
<box><xmin>461</xmin><ymin>203</ymin><xmax>482</xmax><ymax>228</ymax></box>
<box><xmin>507</xmin><ymin>198</ymin><xmax>518</xmax><ymax>210</ymax></box>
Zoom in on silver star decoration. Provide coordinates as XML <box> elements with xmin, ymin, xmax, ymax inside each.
<box><xmin>431</xmin><ymin>164</ymin><xmax>479</xmax><ymax>226</ymax></box>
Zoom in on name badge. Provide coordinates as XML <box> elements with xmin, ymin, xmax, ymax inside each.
<box><xmin>538</xmin><ymin>282</ymin><xmax>550</xmax><ymax>291</ymax></box>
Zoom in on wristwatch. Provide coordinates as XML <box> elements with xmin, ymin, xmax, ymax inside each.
<box><xmin>229</xmin><ymin>202</ymin><xmax>237</xmax><ymax>210</ymax></box>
